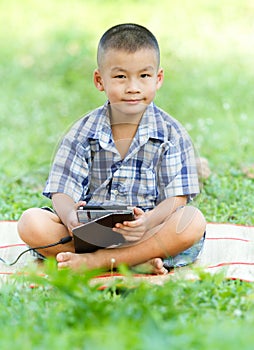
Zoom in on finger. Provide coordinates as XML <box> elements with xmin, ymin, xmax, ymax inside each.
<box><xmin>114</xmin><ymin>222</ymin><xmax>133</xmax><ymax>229</ymax></box>
<box><xmin>112</xmin><ymin>226</ymin><xmax>133</xmax><ymax>234</ymax></box>
<box><xmin>75</xmin><ymin>201</ymin><xmax>86</xmax><ymax>210</ymax></box>
<box><xmin>113</xmin><ymin>223</ymin><xmax>143</xmax><ymax>232</ymax></box>
<box><xmin>121</xmin><ymin>218</ymin><xmax>143</xmax><ymax>227</ymax></box>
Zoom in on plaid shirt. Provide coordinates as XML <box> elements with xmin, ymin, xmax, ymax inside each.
<box><xmin>43</xmin><ymin>102</ymin><xmax>199</xmax><ymax>208</ymax></box>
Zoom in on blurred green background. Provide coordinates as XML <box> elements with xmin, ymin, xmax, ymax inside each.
<box><xmin>0</xmin><ymin>0</ymin><xmax>253</xmax><ymax>221</ymax></box>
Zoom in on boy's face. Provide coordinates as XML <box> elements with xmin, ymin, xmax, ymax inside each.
<box><xmin>94</xmin><ymin>48</ymin><xmax>164</xmax><ymax>120</ymax></box>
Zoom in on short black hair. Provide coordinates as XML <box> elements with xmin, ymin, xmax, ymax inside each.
<box><xmin>97</xmin><ymin>23</ymin><xmax>160</xmax><ymax>67</ymax></box>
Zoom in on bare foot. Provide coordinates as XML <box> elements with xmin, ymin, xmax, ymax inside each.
<box><xmin>56</xmin><ymin>252</ymin><xmax>96</xmax><ymax>270</ymax></box>
<box><xmin>147</xmin><ymin>258</ymin><xmax>168</xmax><ymax>275</ymax></box>
<box><xmin>133</xmin><ymin>258</ymin><xmax>168</xmax><ymax>275</ymax></box>
<box><xmin>57</xmin><ymin>252</ymin><xmax>168</xmax><ymax>275</ymax></box>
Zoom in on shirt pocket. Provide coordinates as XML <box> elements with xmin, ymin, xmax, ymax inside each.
<box><xmin>138</xmin><ymin>167</ymin><xmax>157</xmax><ymax>199</ymax></box>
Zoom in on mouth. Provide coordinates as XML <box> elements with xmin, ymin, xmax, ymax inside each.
<box><xmin>122</xmin><ymin>99</ymin><xmax>144</xmax><ymax>104</ymax></box>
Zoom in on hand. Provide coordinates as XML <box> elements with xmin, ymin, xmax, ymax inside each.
<box><xmin>65</xmin><ymin>201</ymin><xmax>86</xmax><ymax>235</ymax></box>
<box><xmin>112</xmin><ymin>207</ymin><xmax>148</xmax><ymax>242</ymax></box>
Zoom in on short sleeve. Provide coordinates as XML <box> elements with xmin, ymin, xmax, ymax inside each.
<box><xmin>157</xmin><ymin>127</ymin><xmax>199</xmax><ymax>202</ymax></box>
<box><xmin>43</xmin><ymin>131</ymin><xmax>90</xmax><ymax>202</ymax></box>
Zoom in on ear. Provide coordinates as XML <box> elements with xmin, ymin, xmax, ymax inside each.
<box><xmin>93</xmin><ymin>69</ymin><xmax>104</xmax><ymax>91</ymax></box>
<box><xmin>156</xmin><ymin>68</ymin><xmax>164</xmax><ymax>90</ymax></box>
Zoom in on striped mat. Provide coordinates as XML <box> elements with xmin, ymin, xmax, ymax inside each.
<box><xmin>1</xmin><ymin>221</ymin><xmax>254</xmax><ymax>283</ymax></box>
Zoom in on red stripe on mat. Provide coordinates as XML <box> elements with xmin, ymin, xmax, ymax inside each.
<box><xmin>206</xmin><ymin>237</ymin><xmax>251</xmax><ymax>242</ymax></box>
<box><xmin>208</xmin><ymin>262</ymin><xmax>254</xmax><ymax>268</ymax></box>
<box><xmin>0</xmin><ymin>244</ymin><xmax>26</xmax><ymax>249</ymax></box>
<box><xmin>0</xmin><ymin>220</ymin><xmax>17</xmax><ymax>222</ymax></box>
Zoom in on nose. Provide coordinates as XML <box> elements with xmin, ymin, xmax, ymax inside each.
<box><xmin>125</xmin><ymin>78</ymin><xmax>141</xmax><ymax>94</ymax></box>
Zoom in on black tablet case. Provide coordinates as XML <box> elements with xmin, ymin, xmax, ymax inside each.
<box><xmin>72</xmin><ymin>212</ymin><xmax>134</xmax><ymax>253</ymax></box>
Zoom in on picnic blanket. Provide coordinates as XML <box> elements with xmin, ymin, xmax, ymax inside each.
<box><xmin>1</xmin><ymin>221</ymin><xmax>254</xmax><ymax>283</ymax></box>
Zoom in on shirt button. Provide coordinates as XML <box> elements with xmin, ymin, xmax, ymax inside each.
<box><xmin>113</xmin><ymin>189</ymin><xmax>118</xmax><ymax>195</ymax></box>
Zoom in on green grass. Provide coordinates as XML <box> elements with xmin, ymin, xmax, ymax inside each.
<box><xmin>2</xmin><ymin>262</ymin><xmax>254</xmax><ymax>350</ymax></box>
<box><xmin>1</xmin><ymin>0</ymin><xmax>254</xmax><ymax>348</ymax></box>
<box><xmin>1</xmin><ymin>0</ymin><xmax>253</xmax><ymax>223</ymax></box>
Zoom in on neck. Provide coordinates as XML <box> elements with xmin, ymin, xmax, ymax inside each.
<box><xmin>109</xmin><ymin>105</ymin><xmax>144</xmax><ymax>127</ymax></box>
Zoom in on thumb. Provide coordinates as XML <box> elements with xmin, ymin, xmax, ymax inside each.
<box><xmin>133</xmin><ymin>207</ymin><xmax>144</xmax><ymax>217</ymax></box>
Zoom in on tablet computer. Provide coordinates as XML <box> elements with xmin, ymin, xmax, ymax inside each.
<box><xmin>77</xmin><ymin>205</ymin><xmax>133</xmax><ymax>223</ymax></box>
<box><xmin>73</xmin><ymin>211</ymin><xmax>134</xmax><ymax>253</ymax></box>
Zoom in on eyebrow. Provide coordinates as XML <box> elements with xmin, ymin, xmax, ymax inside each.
<box><xmin>111</xmin><ymin>66</ymin><xmax>155</xmax><ymax>72</ymax></box>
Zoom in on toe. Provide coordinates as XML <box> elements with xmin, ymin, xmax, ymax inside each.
<box><xmin>56</xmin><ymin>252</ymin><xmax>72</xmax><ymax>263</ymax></box>
<box><xmin>57</xmin><ymin>261</ymin><xmax>70</xmax><ymax>269</ymax></box>
<box><xmin>151</xmin><ymin>258</ymin><xmax>168</xmax><ymax>275</ymax></box>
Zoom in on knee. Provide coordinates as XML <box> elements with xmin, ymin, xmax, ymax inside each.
<box><xmin>191</xmin><ymin>207</ymin><xmax>206</xmax><ymax>241</ymax></box>
<box><xmin>17</xmin><ymin>208</ymin><xmax>42</xmax><ymax>243</ymax></box>
<box><xmin>176</xmin><ymin>206</ymin><xmax>206</xmax><ymax>242</ymax></box>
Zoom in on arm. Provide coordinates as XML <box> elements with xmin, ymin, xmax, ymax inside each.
<box><xmin>113</xmin><ymin>196</ymin><xmax>187</xmax><ymax>242</ymax></box>
<box><xmin>52</xmin><ymin>193</ymin><xmax>86</xmax><ymax>235</ymax></box>
<box><xmin>145</xmin><ymin>196</ymin><xmax>187</xmax><ymax>228</ymax></box>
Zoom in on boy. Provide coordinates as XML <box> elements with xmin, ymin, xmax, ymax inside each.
<box><xmin>18</xmin><ymin>23</ymin><xmax>206</xmax><ymax>274</ymax></box>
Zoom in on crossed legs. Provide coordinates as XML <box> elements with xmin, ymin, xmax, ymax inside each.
<box><xmin>18</xmin><ymin>206</ymin><xmax>206</xmax><ymax>273</ymax></box>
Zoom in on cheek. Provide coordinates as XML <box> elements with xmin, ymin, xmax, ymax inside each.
<box><xmin>105</xmin><ymin>83</ymin><xmax>121</xmax><ymax>98</ymax></box>
<box><xmin>146</xmin><ymin>83</ymin><xmax>158</xmax><ymax>96</ymax></box>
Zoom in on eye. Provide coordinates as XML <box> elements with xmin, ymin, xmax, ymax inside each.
<box><xmin>114</xmin><ymin>74</ymin><xmax>126</xmax><ymax>79</ymax></box>
<box><xmin>140</xmin><ymin>73</ymin><xmax>151</xmax><ymax>78</ymax></box>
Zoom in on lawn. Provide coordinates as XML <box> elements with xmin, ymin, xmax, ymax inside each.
<box><xmin>0</xmin><ymin>0</ymin><xmax>254</xmax><ymax>348</ymax></box>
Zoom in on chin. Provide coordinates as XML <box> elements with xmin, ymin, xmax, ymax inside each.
<box><xmin>121</xmin><ymin>103</ymin><xmax>147</xmax><ymax>114</ymax></box>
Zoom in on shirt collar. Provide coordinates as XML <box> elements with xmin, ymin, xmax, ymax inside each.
<box><xmin>139</xmin><ymin>103</ymin><xmax>166</xmax><ymax>142</ymax></box>
<box><xmin>90</xmin><ymin>101</ymin><xmax>166</xmax><ymax>143</ymax></box>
